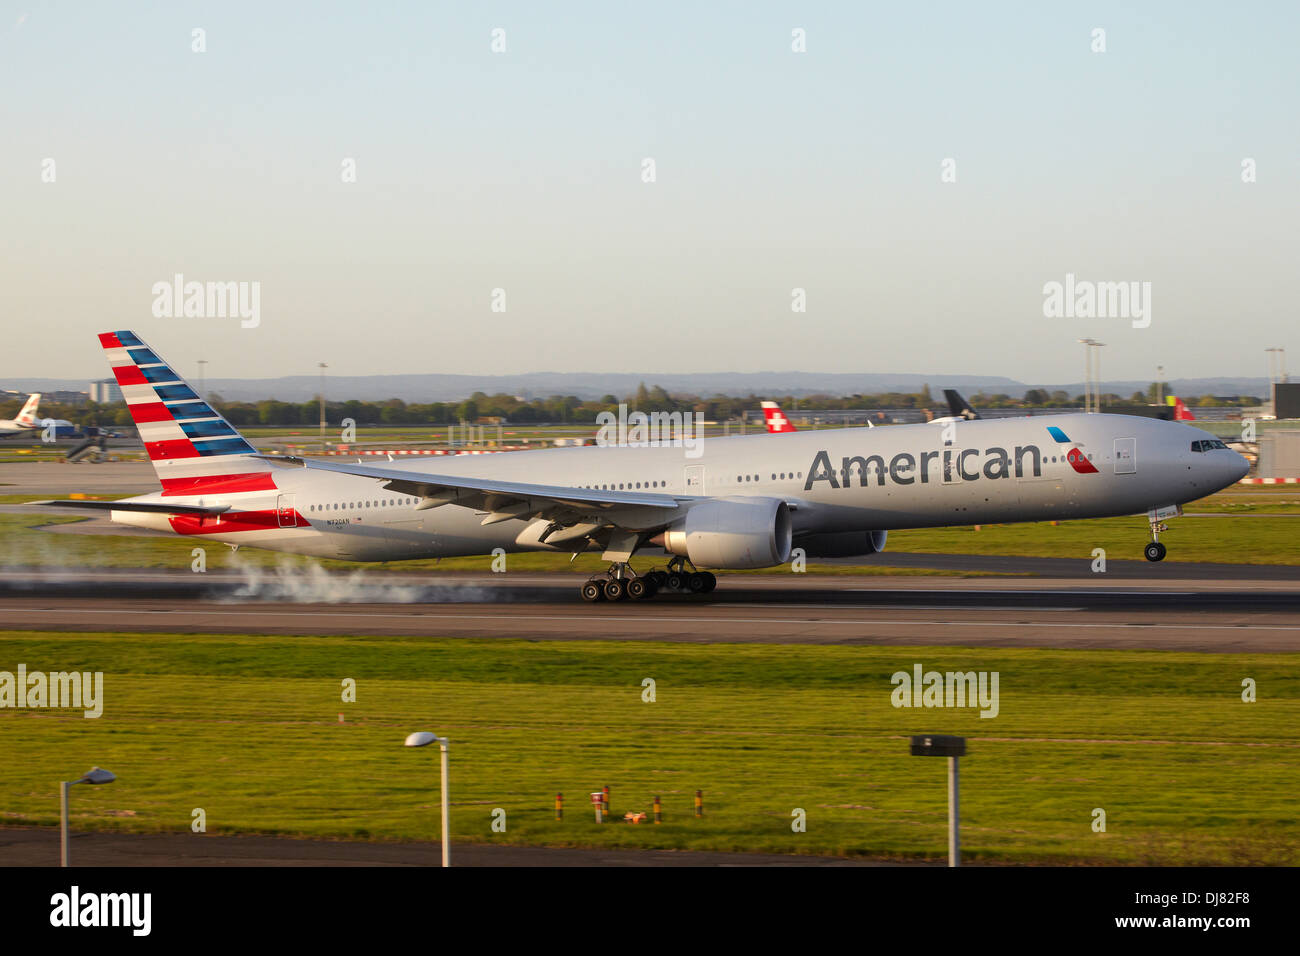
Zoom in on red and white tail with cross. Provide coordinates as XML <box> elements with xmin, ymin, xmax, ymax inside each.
<box><xmin>760</xmin><ymin>401</ymin><xmax>797</xmax><ymax>433</ymax></box>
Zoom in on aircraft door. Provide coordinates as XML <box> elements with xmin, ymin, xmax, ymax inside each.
<box><xmin>1114</xmin><ymin>438</ymin><xmax>1136</xmax><ymax>475</ymax></box>
<box><xmin>276</xmin><ymin>494</ymin><xmax>297</xmax><ymax>527</ymax></box>
<box><xmin>684</xmin><ymin>465</ymin><xmax>705</xmax><ymax>494</ymax></box>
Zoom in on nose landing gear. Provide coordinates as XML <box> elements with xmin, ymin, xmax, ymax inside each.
<box><xmin>1143</xmin><ymin>505</ymin><xmax>1181</xmax><ymax>562</ymax></box>
<box><xmin>1144</xmin><ymin>521</ymin><xmax>1168</xmax><ymax>562</ymax></box>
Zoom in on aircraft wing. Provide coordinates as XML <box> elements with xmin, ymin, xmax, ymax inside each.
<box><xmin>253</xmin><ymin>454</ymin><xmax>690</xmax><ymax>530</ymax></box>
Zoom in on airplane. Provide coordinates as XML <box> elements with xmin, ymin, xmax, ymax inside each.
<box><xmin>39</xmin><ymin>331</ymin><xmax>1251</xmax><ymax>602</ymax></box>
<box><xmin>934</xmin><ymin>389</ymin><xmax>981</xmax><ymax>424</ymax></box>
<box><xmin>1166</xmin><ymin>395</ymin><xmax>1195</xmax><ymax>421</ymax></box>
<box><xmin>0</xmin><ymin>394</ymin><xmax>43</xmax><ymax>437</ymax></box>
<box><xmin>768</xmin><ymin>391</ymin><xmax>978</xmax><ymax>434</ymax></box>
<box><xmin>762</xmin><ymin>400</ymin><xmax>874</xmax><ymax>431</ymax></box>
<box><xmin>761</xmin><ymin>401</ymin><xmax>797</xmax><ymax>433</ymax></box>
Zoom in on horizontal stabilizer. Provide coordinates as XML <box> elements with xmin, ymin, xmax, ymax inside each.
<box><xmin>35</xmin><ymin>499</ymin><xmax>230</xmax><ymax>517</ymax></box>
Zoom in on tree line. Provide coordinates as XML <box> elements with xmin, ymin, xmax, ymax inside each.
<box><xmin>0</xmin><ymin>382</ymin><xmax>1267</xmax><ymax>429</ymax></box>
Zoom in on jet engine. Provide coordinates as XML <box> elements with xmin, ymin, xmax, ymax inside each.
<box><xmin>652</xmin><ymin>496</ymin><xmax>792</xmax><ymax>569</ymax></box>
<box><xmin>796</xmin><ymin>529</ymin><xmax>887</xmax><ymax>558</ymax></box>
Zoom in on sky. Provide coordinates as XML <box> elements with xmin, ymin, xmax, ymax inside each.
<box><xmin>2</xmin><ymin>1</ymin><xmax>1297</xmax><ymax>385</ymax></box>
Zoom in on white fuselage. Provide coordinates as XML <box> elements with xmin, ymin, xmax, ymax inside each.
<box><xmin>109</xmin><ymin>414</ymin><xmax>1249</xmax><ymax>564</ymax></box>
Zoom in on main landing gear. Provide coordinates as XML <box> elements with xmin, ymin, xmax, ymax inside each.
<box><xmin>580</xmin><ymin>557</ymin><xmax>717</xmax><ymax>602</ymax></box>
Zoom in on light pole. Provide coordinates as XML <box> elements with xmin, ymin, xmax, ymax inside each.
<box><xmin>60</xmin><ymin>766</ymin><xmax>115</xmax><ymax>867</ymax></box>
<box><xmin>1077</xmin><ymin>339</ymin><xmax>1096</xmax><ymax>412</ymax></box>
<box><xmin>1156</xmin><ymin>365</ymin><xmax>1164</xmax><ymax>406</ymax></box>
<box><xmin>404</xmin><ymin>731</ymin><xmax>450</xmax><ymax>867</ymax></box>
<box><xmin>197</xmin><ymin>359</ymin><xmax>207</xmax><ymax>402</ymax></box>
<box><xmin>910</xmin><ymin>736</ymin><xmax>965</xmax><ymax>867</ymax></box>
<box><xmin>1090</xmin><ymin>341</ymin><xmax>1106</xmax><ymax>412</ymax></box>
<box><xmin>318</xmin><ymin>362</ymin><xmax>328</xmax><ymax>444</ymax></box>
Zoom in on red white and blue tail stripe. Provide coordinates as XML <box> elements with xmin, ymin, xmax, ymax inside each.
<box><xmin>98</xmin><ymin>330</ymin><xmax>266</xmax><ymax>482</ymax></box>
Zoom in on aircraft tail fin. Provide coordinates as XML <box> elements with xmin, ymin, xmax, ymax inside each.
<box><xmin>97</xmin><ymin>330</ymin><xmax>270</xmax><ymax>487</ymax></box>
<box><xmin>14</xmin><ymin>393</ymin><xmax>41</xmax><ymax>427</ymax></box>
<box><xmin>760</xmin><ymin>401</ymin><xmax>797</xmax><ymax>433</ymax></box>
<box><xmin>943</xmin><ymin>389</ymin><xmax>980</xmax><ymax>420</ymax></box>
<box><xmin>1166</xmin><ymin>395</ymin><xmax>1195</xmax><ymax>421</ymax></box>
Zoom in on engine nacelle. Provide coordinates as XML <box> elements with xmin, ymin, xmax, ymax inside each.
<box><xmin>796</xmin><ymin>530</ymin><xmax>887</xmax><ymax>558</ymax></box>
<box><xmin>653</xmin><ymin>496</ymin><xmax>792</xmax><ymax>569</ymax></box>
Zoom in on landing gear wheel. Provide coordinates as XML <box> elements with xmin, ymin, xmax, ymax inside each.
<box><xmin>699</xmin><ymin>571</ymin><xmax>717</xmax><ymax>593</ymax></box>
<box><xmin>665</xmin><ymin>571</ymin><xmax>686</xmax><ymax>592</ymax></box>
<box><xmin>687</xmin><ymin>572</ymin><xmax>710</xmax><ymax>593</ymax></box>
<box><xmin>1144</xmin><ymin>542</ymin><xmax>1167</xmax><ymax>562</ymax></box>
<box><xmin>648</xmin><ymin>570</ymin><xmax>668</xmax><ymax>588</ymax></box>
<box><xmin>581</xmin><ymin>581</ymin><xmax>605</xmax><ymax>602</ymax></box>
<box><xmin>627</xmin><ymin>577</ymin><xmax>655</xmax><ymax>600</ymax></box>
<box><xmin>604</xmin><ymin>578</ymin><xmax>629</xmax><ymax>601</ymax></box>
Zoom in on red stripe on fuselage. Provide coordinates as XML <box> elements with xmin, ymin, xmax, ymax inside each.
<box><xmin>160</xmin><ymin>472</ymin><xmax>277</xmax><ymax>496</ymax></box>
<box><xmin>130</xmin><ymin>402</ymin><xmax>174</xmax><ymax>424</ymax></box>
<box><xmin>145</xmin><ymin>439</ymin><xmax>200</xmax><ymax>460</ymax></box>
<box><xmin>113</xmin><ymin>365</ymin><xmax>148</xmax><ymax>386</ymax></box>
<box><xmin>168</xmin><ymin>508</ymin><xmax>309</xmax><ymax>535</ymax></box>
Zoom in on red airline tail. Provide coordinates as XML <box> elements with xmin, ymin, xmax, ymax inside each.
<box><xmin>1167</xmin><ymin>396</ymin><xmax>1195</xmax><ymax>421</ymax></box>
<box><xmin>98</xmin><ymin>330</ymin><xmax>271</xmax><ymax>490</ymax></box>
<box><xmin>761</xmin><ymin>401</ymin><xmax>797</xmax><ymax>433</ymax></box>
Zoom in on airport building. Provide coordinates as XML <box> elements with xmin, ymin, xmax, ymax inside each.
<box><xmin>1257</xmin><ymin>431</ymin><xmax>1300</xmax><ymax>479</ymax></box>
<box><xmin>88</xmin><ymin>379</ymin><xmax>123</xmax><ymax>404</ymax></box>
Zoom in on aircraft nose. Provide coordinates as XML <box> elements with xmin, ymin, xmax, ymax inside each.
<box><xmin>1229</xmin><ymin>451</ymin><xmax>1250</xmax><ymax>483</ymax></box>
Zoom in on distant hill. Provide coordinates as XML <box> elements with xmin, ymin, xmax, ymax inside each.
<box><xmin>2</xmin><ymin>372</ymin><xmax>1273</xmax><ymax>403</ymax></box>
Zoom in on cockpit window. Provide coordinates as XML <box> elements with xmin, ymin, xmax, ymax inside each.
<box><xmin>1191</xmin><ymin>440</ymin><xmax>1228</xmax><ymax>452</ymax></box>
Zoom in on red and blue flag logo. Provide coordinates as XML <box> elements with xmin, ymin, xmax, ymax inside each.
<box><xmin>1047</xmin><ymin>426</ymin><xmax>1099</xmax><ymax>474</ymax></box>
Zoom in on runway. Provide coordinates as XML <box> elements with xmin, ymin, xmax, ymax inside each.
<box><xmin>4</xmin><ymin>460</ymin><xmax>1297</xmax><ymax>652</ymax></box>
<box><xmin>0</xmin><ymin>826</ymin><xmax>901</xmax><ymax>867</ymax></box>
<box><xmin>3</xmin><ymin>570</ymin><xmax>1298</xmax><ymax>651</ymax></box>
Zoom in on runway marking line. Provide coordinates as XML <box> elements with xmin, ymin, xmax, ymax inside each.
<box><xmin>8</xmin><ymin>607</ymin><xmax>1300</xmax><ymax>632</ymax></box>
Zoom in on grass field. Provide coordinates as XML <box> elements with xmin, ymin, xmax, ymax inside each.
<box><xmin>1</xmin><ymin>631</ymin><xmax>1295</xmax><ymax>864</ymax></box>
